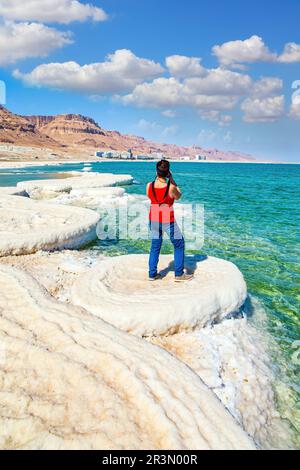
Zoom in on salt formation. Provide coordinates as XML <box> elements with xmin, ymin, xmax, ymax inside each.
<box><xmin>0</xmin><ymin>264</ymin><xmax>255</xmax><ymax>450</ymax></box>
<box><xmin>152</xmin><ymin>318</ymin><xmax>294</xmax><ymax>450</ymax></box>
<box><xmin>1</xmin><ymin>249</ymin><xmax>293</xmax><ymax>449</ymax></box>
<box><xmin>1</xmin><ymin>250</ymin><xmax>103</xmax><ymax>302</ymax></box>
<box><xmin>0</xmin><ymin>195</ymin><xmax>100</xmax><ymax>256</ymax></box>
<box><xmin>17</xmin><ymin>172</ymin><xmax>134</xmax><ymax>199</ymax></box>
<box><xmin>42</xmin><ymin>187</ymin><xmax>132</xmax><ymax>210</ymax></box>
<box><xmin>71</xmin><ymin>254</ymin><xmax>247</xmax><ymax>337</ymax></box>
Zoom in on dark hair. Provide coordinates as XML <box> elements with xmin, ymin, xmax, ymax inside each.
<box><xmin>156</xmin><ymin>159</ymin><xmax>170</xmax><ymax>178</ymax></box>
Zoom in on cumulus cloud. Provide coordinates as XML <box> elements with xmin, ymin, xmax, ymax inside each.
<box><xmin>213</xmin><ymin>36</ymin><xmax>276</xmax><ymax>67</ymax></box>
<box><xmin>184</xmin><ymin>68</ymin><xmax>252</xmax><ymax>96</ymax></box>
<box><xmin>213</xmin><ymin>35</ymin><xmax>300</xmax><ymax>68</ymax></box>
<box><xmin>0</xmin><ymin>0</ymin><xmax>108</xmax><ymax>24</ymax></box>
<box><xmin>121</xmin><ymin>77</ymin><xmax>186</xmax><ymax>108</ymax></box>
<box><xmin>241</xmin><ymin>96</ymin><xmax>285</xmax><ymax>122</ymax></box>
<box><xmin>165</xmin><ymin>55</ymin><xmax>206</xmax><ymax>78</ymax></box>
<box><xmin>13</xmin><ymin>49</ymin><xmax>164</xmax><ymax>93</ymax></box>
<box><xmin>119</xmin><ymin>56</ymin><xmax>287</xmax><ymax>124</ymax></box>
<box><xmin>192</xmin><ymin>94</ymin><xmax>238</xmax><ymax>111</ymax></box>
<box><xmin>0</xmin><ymin>21</ymin><xmax>72</xmax><ymax>65</ymax></box>
<box><xmin>278</xmin><ymin>43</ymin><xmax>300</xmax><ymax>63</ymax></box>
<box><xmin>121</xmin><ymin>74</ymin><xmax>240</xmax><ymax>113</ymax></box>
<box><xmin>251</xmin><ymin>77</ymin><xmax>283</xmax><ymax>98</ymax></box>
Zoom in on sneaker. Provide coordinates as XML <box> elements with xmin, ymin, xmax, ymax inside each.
<box><xmin>174</xmin><ymin>273</ymin><xmax>194</xmax><ymax>282</ymax></box>
<box><xmin>149</xmin><ymin>273</ymin><xmax>163</xmax><ymax>281</ymax></box>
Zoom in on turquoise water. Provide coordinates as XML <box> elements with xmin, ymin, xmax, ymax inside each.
<box><xmin>0</xmin><ymin>161</ymin><xmax>299</xmax><ymax>440</ymax></box>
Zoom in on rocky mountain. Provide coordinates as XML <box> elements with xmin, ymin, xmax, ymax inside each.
<box><xmin>0</xmin><ymin>106</ymin><xmax>256</xmax><ymax>161</ymax></box>
<box><xmin>0</xmin><ymin>106</ymin><xmax>61</xmax><ymax>148</ymax></box>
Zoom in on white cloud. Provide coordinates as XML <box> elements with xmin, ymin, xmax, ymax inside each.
<box><xmin>13</xmin><ymin>49</ymin><xmax>164</xmax><ymax>93</ymax></box>
<box><xmin>162</xmin><ymin>109</ymin><xmax>177</xmax><ymax>118</ymax></box>
<box><xmin>0</xmin><ymin>0</ymin><xmax>108</xmax><ymax>24</ymax></box>
<box><xmin>213</xmin><ymin>35</ymin><xmax>300</xmax><ymax>67</ymax></box>
<box><xmin>0</xmin><ymin>21</ymin><xmax>72</xmax><ymax>65</ymax></box>
<box><xmin>213</xmin><ymin>35</ymin><xmax>276</xmax><ymax>67</ymax></box>
<box><xmin>192</xmin><ymin>94</ymin><xmax>238</xmax><ymax>111</ymax></box>
<box><xmin>278</xmin><ymin>43</ymin><xmax>300</xmax><ymax>63</ymax></box>
<box><xmin>121</xmin><ymin>77</ymin><xmax>186</xmax><ymax>108</ymax></box>
<box><xmin>184</xmin><ymin>68</ymin><xmax>252</xmax><ymax>96</ymax></box>
<box><xmin>121</xmin><ymin>76</ymin><xmax>239</xmax><ymax>112</ymax></box>
<box><xmin>241</xmin><ymin>96</ymin><xmax>285</xmax><ymax>122</ymax></box>
<box><xmin>119</xmin><ymin>54</ymin><xmax>287</xmax><ymax>125</ymax></box>
<box><xmin>251</xmin><ymin>77</ymin><xmax>283</xmax><ymax>98</ymax></box>
<box><xmin>166</xmin><ymin>55</ymin><xmax>206</xmax><ymax>78</ymax></box>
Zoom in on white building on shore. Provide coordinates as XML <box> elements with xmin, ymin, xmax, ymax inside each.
<box><xmin>95</xmin><ymin>149</ymin><xmax>159</xmax><ymax>160</ymax></box>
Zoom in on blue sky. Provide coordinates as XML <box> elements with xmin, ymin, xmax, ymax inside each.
<box><xmin>0</xmin><ymin>0</ymin><xmax>300</xmax><ymax>161</ymax></box>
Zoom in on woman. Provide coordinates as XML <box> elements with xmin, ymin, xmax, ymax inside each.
<box><xmin>146</xmin><ymin>159</ymin><xmax>193</xmax><ymax>282</ymax></box>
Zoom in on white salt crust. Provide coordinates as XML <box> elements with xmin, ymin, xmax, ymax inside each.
<box><xmin>0</xmin><ymin>264</ymin><xmax>255</xmax><ymax>450</ymax></box>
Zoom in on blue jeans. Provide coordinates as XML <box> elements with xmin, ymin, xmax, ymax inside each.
<box><xmin>149</xmin><ymin>221</ymin><xmax>185</xmax><ymax>278</ymax></box>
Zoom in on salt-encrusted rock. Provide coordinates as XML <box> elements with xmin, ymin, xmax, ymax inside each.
<box><xmin>45</xmin><ymin>187</ymin><xmax>129</xmax><ymax>209</ymax></box>
<box><xmin>0</xmin><ymin>195</ymin><xmax>100</xmax><ymax>256</ymax></box>
<box><xmin>0</xmin><ymin>264</ymin><xmax>255</xmax><ymax>450</ymax></box>
<box><xmin>71</xmin><ymin>254</ymin><xmax>247</xmax><ymax>337</ymax></box>
<box><xmin>151</xmin><ymin>316</ymin><xmax>294</xmax><ymax>450</ymax></box>
<box><xmin>17</xmin><ymin>172</ymin><xmax>133</xmax><ymax>199</ymax></box>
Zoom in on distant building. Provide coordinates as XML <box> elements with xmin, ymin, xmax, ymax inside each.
<box><xmin>150</xmin><ymin>152</ymin><xmax>165</xmax><ymax>160</ymax></box>
<box><xmin>95</xmin><ymin>149</ymin><xmax>158</xmax><ymax>160</ymax></box>
<box><xmin>136</xmin><ymin>154</ymin><xmax>155</xmax><ymax>160</ymax></box>
<box><xmin>195</xmin><ymin>154</ymin><xmax>207</xmax><ymax>161</ymax></box>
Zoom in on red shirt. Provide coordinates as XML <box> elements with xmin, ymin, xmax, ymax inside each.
<box><xmin>147</xmin><ymin>182</ymin><xmax>175</xmax><ymax>223</ymax></box>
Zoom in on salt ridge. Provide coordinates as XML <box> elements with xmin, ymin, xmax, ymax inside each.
<box><xmin>0</xmin><ymin>264</ymin><xmax>255</xmax><ymax>450</ymax></box>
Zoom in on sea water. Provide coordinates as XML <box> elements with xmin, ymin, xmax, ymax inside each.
<box><xmin>0</xmin><ymin>161</ymin><xmax>299</xmax><ymax>440</ymax></box>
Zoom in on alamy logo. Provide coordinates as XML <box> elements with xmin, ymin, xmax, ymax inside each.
<box><xmin>292</xmin><ymin>80</ymin><xmax>300</xmax><ymax>102</ymax></box>
<box><xmin>96</xmin><ymin>201</ymin><xmax>205</xmax><ymax>247</ymax></box>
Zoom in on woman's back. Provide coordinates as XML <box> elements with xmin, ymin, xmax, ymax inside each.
<box><xmin>147</xmin><ymin>180</ymin><xmax>175</xmax><ymax>223</ymax></box>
